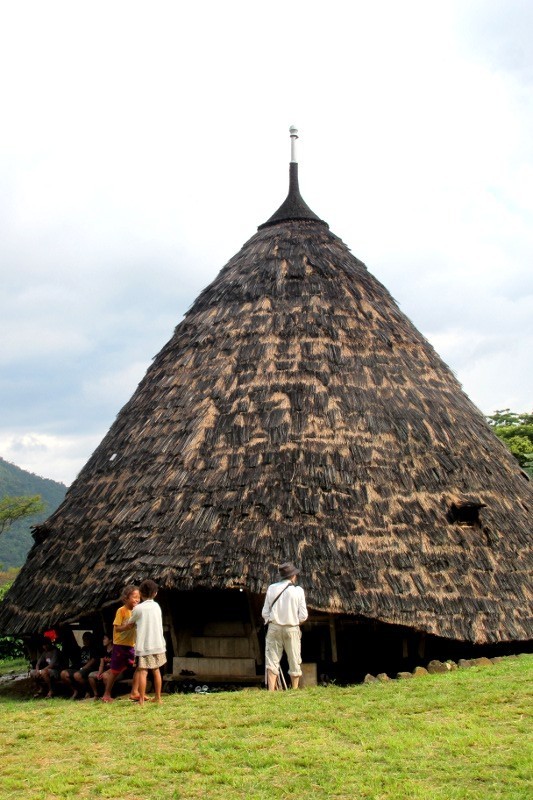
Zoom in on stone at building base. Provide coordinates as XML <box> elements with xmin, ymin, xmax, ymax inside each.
<box><xmin>472</xmin><ymin>657</ymin><xmax>493</xmax><ymax>667</ymax></box>
<box><xmin>300</xmin><ymin>663</ymin><xmax>317</xmax><ymax>687</ymax></box>
<box><xmin>427</xmin><ymin>660</ymin><xmax>454</xmax><ymax>674</ymax></box>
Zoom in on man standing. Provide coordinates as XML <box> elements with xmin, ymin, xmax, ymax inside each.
<box><xmin>262</xmin><ymin>562</ymin><xmax>308</xmax><ymax>690</ymax></box>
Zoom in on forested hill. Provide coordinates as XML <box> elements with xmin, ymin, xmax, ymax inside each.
<box><xmin>0</xmin><ymin>457</ymin><xmax>67</xmax><ymax>568</ymax></box>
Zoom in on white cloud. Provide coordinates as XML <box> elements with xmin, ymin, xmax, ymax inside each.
<box><xmin>1</xmin><ymin>1</ymin><xmax>532</xmax><ymax>484</ymax></box>
<box><xmin>81</xmin><ymin>361</ymin><xmax>151</xmax><ymax>410</ymax></box>
<box><xmin>0</xmin><ymin>431</ymin><xmax>101</xmax><ymax>485</ymax></box>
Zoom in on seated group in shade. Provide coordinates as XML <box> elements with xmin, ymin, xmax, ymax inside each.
<box><xmin>30</xmin><ymin>579</ymin><xmax>167</xmax><ymax>704</ymax></box>
<box><xmin>31</xmin><ymin>631</ymin><xmax>113</xmax><ymax>700</ymax></box>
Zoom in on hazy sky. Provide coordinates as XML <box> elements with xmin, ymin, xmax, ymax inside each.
<box><xmin>1</xmin><ymin>1</ymin><xmax>532</xmax><ymax>485</ymax></box>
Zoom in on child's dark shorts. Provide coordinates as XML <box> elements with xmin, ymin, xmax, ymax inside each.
<box><xmin>110</xmin><ymin>644</ymin><xmax>136</xmax><ymax>674</ymax></box>
<box><xmin>63</xmin><ymin>667</ymin><xmax>90</xmax><ymax>680</ymax></box>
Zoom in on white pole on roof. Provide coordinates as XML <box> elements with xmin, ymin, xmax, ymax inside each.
<box><xmin>289</xmin><ymin>126</ymin><xmax>298</xmax><ymax>163</ymax></box>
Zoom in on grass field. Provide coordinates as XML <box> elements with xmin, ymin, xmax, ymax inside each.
<box><xmin>0</xmin><ymin>655</ymin><xmax>531</xmax><ymax>800</ymax></box>
<box><xmin>0</xmin><ymin>656</ymin><xmax>27</xmax><ymax>676</ymax></box>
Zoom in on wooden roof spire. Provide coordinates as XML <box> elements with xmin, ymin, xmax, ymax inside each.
<box><xmin>258</xmin><ymin>126</ymin><xmax>328</xmax><ymax>230</ymax></box>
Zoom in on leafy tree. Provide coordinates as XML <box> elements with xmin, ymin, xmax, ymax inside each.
<box><xmin>0</xmin><ymin>495</ymin><xmax>45</xmax><ymax>535</ymax></box>
<box><xmin>0</xmin><ymin>567</ymin><xmax>19</xmax><ymax>593</ymax></box>
<box><xmin>0</xmin><ymin>569</ymin><xmax>25</xmax><ymax>660</ymax></box>
<box><xmin>487</xmin><ymin>410</ymin><xmax>533</xmax><ymax>477</ymax></box>
<box><xmin>0</xmin><ymin>458</ymin><xmax>66</xmax><ymax>568</ymax></box>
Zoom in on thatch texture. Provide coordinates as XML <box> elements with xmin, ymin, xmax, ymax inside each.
<box><xmin>1</xmin><ymin>191</ymin><xmax>532</xmax><ymax>642</ymax></box>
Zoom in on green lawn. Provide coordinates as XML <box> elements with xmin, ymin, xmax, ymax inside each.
<box><xmin>0</xmin><ymin>655</ymin><xmax>531</xmax><ymax>800</ymax></box>
<box><xmin>0</xmin><ymin>656</ymin><xmax>27</xmax><ymax>676</ymax></box>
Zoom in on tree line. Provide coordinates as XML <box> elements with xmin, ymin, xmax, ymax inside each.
<box><xmin>486</xmin><ymin>410</ymin><xmax>533</xmax><ymax>477</ymax></box>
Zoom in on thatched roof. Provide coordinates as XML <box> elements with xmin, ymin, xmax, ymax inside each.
<box><xmin>1</xmin><ymin>153</ymin><xmax>532</xmax><ymax>643</ymax></box>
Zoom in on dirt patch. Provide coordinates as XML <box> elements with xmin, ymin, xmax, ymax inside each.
<box><xmin>0</xmin><ymin>674</ymin><xmax>33</xmax><ymax>699</ymax></box>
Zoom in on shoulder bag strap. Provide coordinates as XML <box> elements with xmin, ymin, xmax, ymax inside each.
<box><xmin>266</xmin><ymin>581</ymin><xmax>292</xmax><ymax>623</ymax></box>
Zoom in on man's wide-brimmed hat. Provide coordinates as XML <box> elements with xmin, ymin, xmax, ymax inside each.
<box><xmin>279</xmin><ymin>562</ymin><xmax>300</xmax><ymax>580</ymax></box>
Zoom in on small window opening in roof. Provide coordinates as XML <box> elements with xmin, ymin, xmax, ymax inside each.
<box><xmin>448</xmin><ymin>501</ymin><xmax>485</xmax><ymax>527</ymax></box>
<box><xmin>109</xmin><ymin>453</ymin><xmax>117</xmax><ymax>462</ymax></box>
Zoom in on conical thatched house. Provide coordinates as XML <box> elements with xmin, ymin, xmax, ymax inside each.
<box><xmin>1</xmin><ymin>130</ymin><xmax>531</xmax><ymax>681</ymax></box>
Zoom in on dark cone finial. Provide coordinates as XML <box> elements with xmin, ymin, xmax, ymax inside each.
<box><xmin>258</xmin><ymin>127</ymin><xmax>328</xmax><ymax>230</ymax></box>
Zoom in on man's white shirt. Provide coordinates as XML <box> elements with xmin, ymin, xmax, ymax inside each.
<box><xmin>262</xmin><ymin>580</ymin><xmax>308</xmax><ymax>626</ymax></box>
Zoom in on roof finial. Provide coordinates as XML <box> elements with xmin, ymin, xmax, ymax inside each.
<box><xmin>257</xmin><ymin>127</ymin><xmax>328</xmax><ymax>230</ymax></box>
<box><xmin>289</xmin><ymin>125</ymin><xmax>298</xmax><ymax>163</ymax></box>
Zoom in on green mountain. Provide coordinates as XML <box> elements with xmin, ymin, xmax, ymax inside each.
<box><xmin>0</xmin><ymin>457</ymin><xmax>67</xmax><ymax>568</ymax></box>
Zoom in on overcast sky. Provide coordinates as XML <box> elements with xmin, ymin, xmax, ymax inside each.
<box><xmin>1</xmin><ymin>1</ymin><xmax>532</xmax><ymax>486</ymax></box>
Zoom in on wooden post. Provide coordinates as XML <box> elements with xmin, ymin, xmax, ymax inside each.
<box><xmin>165</xmin><ymin>608</ymin><xmax>179</xmax><ymax>661</ymax></box>
<box><xmin>329</xmin><ymin>617</ymin><xmax>338</xmax><ymax>663</ymax></box>
<box><xmin>246</xmin><ymin>591</ymin><xmax>263</xmax><ymax>665</ymax></box>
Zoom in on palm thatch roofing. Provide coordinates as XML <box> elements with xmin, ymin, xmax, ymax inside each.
<box><xmin>1</xmin><ymin>145</ymin><xmax>532</xmax><ymax>644</ymax></box>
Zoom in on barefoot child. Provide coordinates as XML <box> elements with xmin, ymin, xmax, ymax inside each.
<box><xmin>117</xmin><ymin>579</ymin><xmax>166</xmax><ymax>704</ymax></box>
<box><xmin>30</xmin><ymin>637</ymin><xmax>60</xmax><ymax>698</ymax></box>
<box><xmin>102</xmin><ymin>585</ymin><xmax>140</xmax><ymax>702</ymax></box>
<box><xmin>60</xmin><ymin>631</ymin><xmax>99</xmax><ymax>699</ymax></box>
<box><xmin>88</xmin><ymin>633</ymin><xmax>113</xmax><ymax>699</ymax></box>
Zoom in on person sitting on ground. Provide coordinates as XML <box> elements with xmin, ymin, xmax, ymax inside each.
<box><xmin>88</xmin><ymin>633</ymin><xmax>113</xmax><ymax>699</ymax></box>
<box><xmin>30</xmin><ymin>637</ymin><xmax>60</xmax><ymax>698</ymax></box>
<box><xmin>60</xmin><ymin>631</ymin><xmax>99</xmax><ymax>699</ymax></box>
<box><xmin>101</xmin><ymin>584</ymin><xmax>141</xmax><ymax>703</ymax></box>
<box><xmin>116</xmin><ymin>579</ymin><xmax>166</xmax><ymax>705</ymax></box>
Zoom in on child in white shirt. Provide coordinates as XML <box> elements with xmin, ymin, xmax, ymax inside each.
<box><xmin>118</xmin><ymin>579</ymin><xmax>166</xmax><ymax>704</ymax></box>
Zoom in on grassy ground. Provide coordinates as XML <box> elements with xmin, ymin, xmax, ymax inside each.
<box><xmin>0</xmin><ymin>655</ymin><xmax>531</xmax><ymax>800</ymax></box>
<box><xmin>0</xmin><ymin>657</ymin><xmax>27</xmax><ymax>676</ymax></box>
